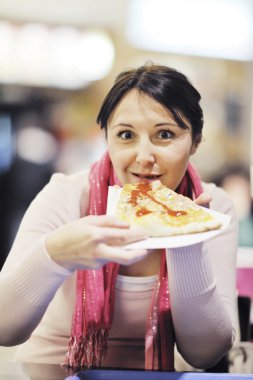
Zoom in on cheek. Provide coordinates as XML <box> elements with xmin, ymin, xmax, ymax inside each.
<box><xmin>107</xmin><ymin>141</ymin><xmax>129</xmax><ymax>172</ymax></box>
<box><xmin>169</xmin><ymin>137</ymin><xmax>194</xmax><ymax>160</ymax></box>
<box><xmin>161</xmin><ymin>144</ymin><xmax>191</xmax><ymax>166</ymax></box>
<box><xmin>107</xmin><ymin>136</ymin><xmax>134</xmax><ymax>165</ymax></box>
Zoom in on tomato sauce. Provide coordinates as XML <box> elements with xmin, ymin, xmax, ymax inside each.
<box><xmin>128</xmin><ymin>183</ymin><xmax>187</xmax><ymax>217</ymax></box>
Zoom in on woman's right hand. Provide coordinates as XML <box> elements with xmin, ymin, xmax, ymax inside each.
<box><xmin>45</xmin><ymin>215</ymin><xmax>149</xmax><ymax>271</ymax></box>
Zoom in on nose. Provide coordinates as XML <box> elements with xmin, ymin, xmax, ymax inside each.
<box><xmin>136</xmin><ymin>139</ymin><xmax>156</xmax><ymax>166</ymax></box>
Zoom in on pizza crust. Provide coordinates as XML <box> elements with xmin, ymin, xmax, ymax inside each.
<box><xmin>115</xmin><ymin>180</ymin><xmax>222</xmax><ymax>237</ymax></box>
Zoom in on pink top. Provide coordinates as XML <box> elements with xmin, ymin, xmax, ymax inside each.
<box><xmin>0</xmin><ymin>170</ymin><xmax>238</xmax><ymax>369</ymax></box>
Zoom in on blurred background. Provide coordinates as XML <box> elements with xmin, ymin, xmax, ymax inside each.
<box><xmin>1</xmin><ymin>0</ymin><xmax>253</xmax><ymax>370</ymax></box>
<box><xmin>0</xmin><ymin>0</ymin><xmax>253</xmax><ymax>268</ymax></box>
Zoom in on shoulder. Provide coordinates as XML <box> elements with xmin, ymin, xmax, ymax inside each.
<box><xmin>31</xmin><ymin>169</ymin><xmax>91</xmax><ymax>219</ymax></box>
<box><xmin>53</xmin><ymin>169</ymin><xmax>90</xmax><ymax>216</ymax></box>
<box><xmin>48</xmin><ymin>169</ymin><xmax>90</xmax><ymax>190</ymax></box>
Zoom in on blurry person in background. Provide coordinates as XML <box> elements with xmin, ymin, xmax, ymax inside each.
<box><xmin>0</xmin><ymin>63</ymin><xmax>238</xmax><ymax>372</ymax></box>
<box><xmin>214</xmin><ymin>166</ymin><xmax>253</xmax><ymax>347</ymax></box>
<box><xmin>214</xmin><ymin>165</ymin><xmax>253</xmax><ymax>247</ymax></box>
<box><xmin>0</xmin><ymin>125</ymin><xmax>57</xmax><ymax>270</ymax></box>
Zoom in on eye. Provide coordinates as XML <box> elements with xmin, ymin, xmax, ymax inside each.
<box><xmin>117</xmin><ymin>130</ymin><xmax>134</xmax><ymax>140</ymax></box>
<box><xmin>156</xmin><ymin>130</ymin><xmax>173</xmax><ymax>139</ymax></box>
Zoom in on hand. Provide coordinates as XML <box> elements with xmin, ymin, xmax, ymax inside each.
<box><xmin>45</xmin><ymin>215</ymin><xmax>149</xmax><ymax>271</ymax></box>
<box><xmin>194</xmin><ymin>192</ymin><xmax>212</xmax><ymax>208</ymax></box>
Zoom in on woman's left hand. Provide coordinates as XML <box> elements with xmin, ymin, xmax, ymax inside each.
<box><xmin>194</xmin><ymin>192</ymin><xmax>212</xmax><ymax>207</ymax></box>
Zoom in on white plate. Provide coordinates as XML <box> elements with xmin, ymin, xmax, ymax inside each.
<box><xmin>106</xmin><ymin>186</ymin><xmax>231</xmax><ymax>249</ymax></box>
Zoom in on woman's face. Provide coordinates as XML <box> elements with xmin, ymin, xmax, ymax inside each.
<box><xmin>107</xmin><ymin>89</ymin><xmax>199</xmax><ymax>190</ymax></box>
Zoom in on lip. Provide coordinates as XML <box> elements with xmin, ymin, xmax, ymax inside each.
<box><xmin>131</xmin><ymin>173</ymin><xmax>162</xmax><ymax>181</ymax></box>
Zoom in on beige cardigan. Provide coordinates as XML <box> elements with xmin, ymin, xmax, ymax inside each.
<box><xmin>0</xmin><ymin>170</ymin><xmax>238</xmax><ymax>369</ymax></box>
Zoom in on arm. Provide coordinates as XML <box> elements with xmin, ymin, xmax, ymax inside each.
<box><xmin>0</xmin><ymin>240</ymin><xmax>72</xmax><ymax>346</ymax></box>
<box><xmin>166</xmin><ymin>186</ymin><xmax>238</xmax><ymax>369</ymax></box>
<box><xmin>0</xmin><ymin>171</ymin><xmax>148</xmax><ymax>346</ymax></box>
<box><xmin>0</xmin><ymin>172</ymin><xmax>81</xmax><ymax>346</ymax></box>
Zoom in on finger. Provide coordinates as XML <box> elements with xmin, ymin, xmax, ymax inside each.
<box><xmin>99</xmin><ymin>226</ymin><xmax>149</xmax><ymax>246</ymax></box>
<box><xmin>195</xmin><ymin>192</ymin><xmax>212</xmax><ymax>207</ymax></box>
<box><xmin>84</xmin><ymin>215</ymin><xmax>130</xmax><ymax>228</ymax></box>
<box><xmin>95</xmin><ymin>243</ymin><xmax>148</xmax><ymax>265</ymax></box>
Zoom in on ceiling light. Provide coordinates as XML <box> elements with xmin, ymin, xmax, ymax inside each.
<box><xmin>0</xmin><ymin>22</ymin><xmax>115</xmax><ymax>89</ymax></box>
<box><xmin>126</xmin><ymin>0</ymin><xmax>253</xmax><ymax>61</ymax></box>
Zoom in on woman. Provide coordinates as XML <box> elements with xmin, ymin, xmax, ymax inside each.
<box><xmin>0</xmin><ymin>63</ymin><xmax>237</xmax><ymax>371</ymax></box>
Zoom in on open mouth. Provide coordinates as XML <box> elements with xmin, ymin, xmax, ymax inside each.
<box><xmin>132</xmin><ymin>173</ymin><xmax>162</xmax><ymax>181</ymax></box>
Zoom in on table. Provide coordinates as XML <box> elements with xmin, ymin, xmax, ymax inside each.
<box><xmin>1</xmin><ymin>362</ymin><xmax>253</xmax><ymax>380</ymax></box>
<box><xmin>75</xmin><ymin>370</ymin><xmax>253</xmax><ymax>380</ymax></box>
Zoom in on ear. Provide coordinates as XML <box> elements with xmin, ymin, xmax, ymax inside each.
<box><xmin>101</xmin><ymin>127</ymin><xmax>107</xmax><ymax>140</ymax></box>
<box><xmin>190</xmin><ymin>136</ymin><xmax>201</xmax><ymax>156</ymax></box>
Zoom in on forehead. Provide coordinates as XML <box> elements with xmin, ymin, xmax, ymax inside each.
<box><xmin>108</xmin><ymin>89</ymin><xmax>174</xmax><ymax>123</ymax></box>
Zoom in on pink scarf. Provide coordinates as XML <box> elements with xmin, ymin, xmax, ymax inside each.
<box><xmin>64</xmin><ymin>151</ymin><xmax>203</xmax><ymax>370</ymax></box>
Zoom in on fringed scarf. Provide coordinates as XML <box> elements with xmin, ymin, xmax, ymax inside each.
<box><xmin>64</xmin><ymin>151</ymin><xmax>203</xmax><ymax>370</ymax></box>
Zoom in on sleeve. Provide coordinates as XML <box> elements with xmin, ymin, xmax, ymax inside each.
<box><xmin>166</xmin><ymin>185</ymin><xmax>238</xmax><ymax>369</ymax></box>
<box><xmin>0</xmin><ymin>172</ymin><xmax>86</xmax><ymax>346</ymax></box>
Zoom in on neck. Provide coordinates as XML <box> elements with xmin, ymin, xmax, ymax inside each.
<box><xmin>119</xmin><ymin>249</ymin><xmax>162</xmax><ymax>277</ymax></box>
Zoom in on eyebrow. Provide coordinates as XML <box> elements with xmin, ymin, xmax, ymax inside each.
<box><xmin>111</xmin><ymin>123</ymin><xmax>134</xmax><ymax>129</ymax></box>
<box><xmin>155</xmin><ymin>122</ymin><xmax>179</xmax><ymax>127</ymax></box>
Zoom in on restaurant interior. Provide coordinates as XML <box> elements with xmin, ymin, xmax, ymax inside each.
<box><xmin>0</xmin><ymin>0</ymin><xmax>253</xmax><ymax>376</ymax></box>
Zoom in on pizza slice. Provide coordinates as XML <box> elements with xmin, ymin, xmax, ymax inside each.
<box><xmin>115</xmin><ymin>180</ymin><xmax>222</xmax><ymax>237</ymax></box>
